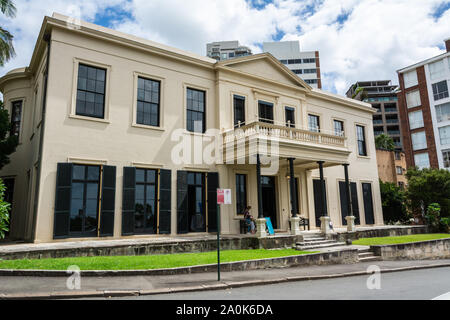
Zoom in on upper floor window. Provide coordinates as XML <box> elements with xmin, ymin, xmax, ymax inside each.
<box><xmin>233</xmin><ymin>95</ymin><xmax>245</xmax><ymax>127</ymax></box>
<box><xmin>304</xmin><ymin>69</ymin><xmax>317</xmax><ymax>74</ymax></box>
<box><xmin>285</xmin><ymin>107</ymin><xmax>295</xmax><ymax>128</ymax></box>
<box><xmin>414</xmin><ymin>152</ymin><xmax>430</xmax><ymax>169</ymax></box>
<box><xmin>187</xmin><ymin>88</ymin><xmax>206</xmax><ymax>133</ymax></box>
<box><xmin>395</xmin><ymin>151</ymin><xmax>401</xmax><ymax>160</ymax></box>
<box><xmin>432</xmin><ymin>80</ymin><xmax>449</xmax><ymax>101</ymax></box>
<box><xmin>303</xmin><ymin>58</ymin><xmax>315</xmax><ymax>64</ymax></box>
<box><xmin>396</xmin><ymin>166</ymin><xmax>403</xmax><ymax>175</ymax></box>
<box><xmin>435</xmin><ymin>102</ymin><xmax>450</xmax><ymax>122</ymax></box>
<box><xmin>403</xmin><ymin>70</ymin><xmax>418</xmax><ymax>88</ymax></box>
<box><xmin>408</xmin><ymin>110</ymin><xmax>424</xmax><ymax>130</ymax></box>
<box><xmin>406</xmin><ymin>90</ymin><xmax>421</xmax><ymax>108</ymax></box>
<box><xmin>439</xmin><ymin>125</ymin><xmax>450</xmax><ymax>146</ymax></box>
<box><xmin>76</xmin><ymin>64</ymin><xmax>106</xmax><ymax>119</ymax></box>
<box><xmin>356</xmin><ymin>125</ymin><xmax>367</xmax><ymax>156</ymax></box>
<box><xmin>10</xmin><ymin>100</ymin><xmax>22</xmax><ymax>138</ymax></box>
<box><xmin>258</xmin><ymin>101</ymin><xmax>274</xmax><ymax>124</ymax></box>
<box><xmin>287</xmin><ymin>59</ymin><xmax>302</xmax><ymax>64</ymax></box>
<box><xmin>411</xmin><ymin>131</ymin><xmax>427</xmax><ymax>151</ymax></box>
<box><xmin>429</xmin><ymin>60</ymin><xmax>445</xmax><ymax>80</ymax></box>
<box><xmin>308</xmin><ymin>114</ymin><xmax>320</xmax><ymax>132</ymax></box>
<box><xmin>137</xmin><ymin>77</ymin><xmax>160</xmax><ymax>127</ymax></box>
<box><xmin>305</xmin><ymin>79</ymin><xmax>318</xmax><ymax>84</ymax></box>
<box><xmin>443</xmin><ymin>150</ymin><xmax>450</xmax><ymax>168</ymax></box>
<box><xmin>333</xmin><ymin>120</ymin><xmax>344</xmax><ymax>136</ymax></box>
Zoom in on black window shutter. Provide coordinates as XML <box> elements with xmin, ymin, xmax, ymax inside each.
<box><xmin>100</xmin><ymin>165</ymin><xmax>116</xmax><ymax>237</ymax></box>
<box><xmin>159</xmin><ymin>169</ymin><xmax>171</xmax><ymax>234</ymax></box>
<box><xmin>54</xmin><ymin>163</ymin><xmax>73</xmax><ymax>238</ymax></box>
<box><xmin>350</xmin><ymin>182</ymin><xmax>360</xmax><ymax>225</ymax></box>
<box><xmin>177</xmin><ymin>171</ymin><xmax>189</xmax><ymax>234</ymax></box>
<box><xmin>122</xmin><ymin>167</ymin><xmax>136</xmax><ymax>236</ymax></box>
<box><xmin>207</xmin><ymin>172</ymin><xmax>219</xmax><ymax>232</ymax></box>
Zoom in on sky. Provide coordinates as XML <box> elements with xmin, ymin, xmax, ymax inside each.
<box><xmin>0</xmin><ymin>0</ymin><xmax>449</xmax><ymax>95</ymax></box>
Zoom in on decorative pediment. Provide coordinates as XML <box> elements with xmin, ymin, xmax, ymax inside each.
<box><xmin>217</xmin><ymin>53</ymin><xmax>311</xmax><ymax>91</ymax></box>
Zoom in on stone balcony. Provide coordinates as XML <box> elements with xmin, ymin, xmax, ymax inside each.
<box><xmin>222</xmin><ymin>120</ymin><xmax>350</xmax><ymax>165</ymax></box>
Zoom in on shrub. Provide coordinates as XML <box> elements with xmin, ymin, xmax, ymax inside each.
<box><xmin>0</xmin><ymin>178</ymin><xmax>11</xmax><ymax>239</ymax></box>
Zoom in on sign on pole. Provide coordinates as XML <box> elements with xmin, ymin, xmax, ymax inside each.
<box><xmin>216</xmin><ymin>189</ymin><xmax>231</xmax><ymax>281</ymax></box>
<box><xmin>217</xmin><ymin>189</ymin><xmax>231</xmax><ymax>205</ymax></box>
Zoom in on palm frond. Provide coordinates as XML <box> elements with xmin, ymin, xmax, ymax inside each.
<box><xmin>0</xmin><ymin>26</ymin><xmax>15</xmax><ymax>66</ymax></box>
<box><xmin>0</xmin><ymin>0</ymin><xmax>16</xmax><ymax>18</ymax></box>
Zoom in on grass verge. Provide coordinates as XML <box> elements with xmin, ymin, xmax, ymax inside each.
<box><xmin>352</xmin><ymin>233</ymin><xmax>450</xmax><ymax>246</ymax></box>
<box><xmin>0</xmin><ymin>249</ymin><xmax>316</xmax><ymax>270</ymax></box>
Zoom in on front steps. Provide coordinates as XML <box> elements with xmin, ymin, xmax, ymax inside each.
<box><xmin>357</xmin><ymin>248</ymin><xmax>381</xmax><ymax>262</ymax></box>
<box><xmin>296</xmin><ymin>235</ymin><xmax>346</xmax><ymax>251</ymax></box>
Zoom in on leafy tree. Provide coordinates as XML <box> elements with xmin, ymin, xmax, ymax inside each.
<box><xmin>375</xmin><ymin>133</ymin><xmax>395</xmax><ymax>151</ymax></box>
<box><xmin>405</xmin><ymin>167</ymin><xmax>450</xmax><ymax>219</ymax></box>
<box><xmin>0</xmin><ymin>100</ymin><xmax>18</xmax><ymax>169</ymax></box>
<box><xmin>379</xmin><ymin>179</ymin><xmax>408</xmax><ymax>223</ymax></box>
<box><xmin>0</xmin><ymin>0</ymin><xmax>16</xmax><ymax>66</ymax></box>
<box><xmin>0</xmin><ymin>178</ymin><xmax>10</xmax><ymax>239</ymax></box>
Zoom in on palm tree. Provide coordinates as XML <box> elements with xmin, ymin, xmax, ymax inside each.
<box><xmin>0</xmin><ymin>0</ymin><xmax>16</xmax><ymax>66</ymax></box>
<box><xmin>375</xmin><ymin>133</ymin><xmax>395</xmax><ymax>151</ymax></box>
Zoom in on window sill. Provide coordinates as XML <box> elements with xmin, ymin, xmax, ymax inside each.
<box><xmin>69</xmin><ymin>114</ymin><xmax>110</xmax><ymax>124</ymax></box>
<box><xmin>131</xmin><ymin>123</ymin><xmax>165</xmax><ymax>132</ymax></box>
<box><xmin>357</xmin><ymin>155</ymin><xmax>371</xmax><ymax>160</ymax></box>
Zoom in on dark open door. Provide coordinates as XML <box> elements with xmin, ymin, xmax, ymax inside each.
<box><xmin>261</xmin><ymin>176</ymin><xmax>277</xmax><ymax>229</ymax></box>
<box><xmin>362</xmin><ymin>183</ymin><xmax>375</xmax><ymax>225</ymax></box>
<box><xmin>313</xmin><ymin>179</ymin><xmax>327</xmax><ymax>227</ymax></box>
<box><xmin>339</xmin><ymin>181</ymin><xmax>360</xmax><ymax>226</ymax></box>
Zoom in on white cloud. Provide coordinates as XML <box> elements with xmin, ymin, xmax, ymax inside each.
<box><xmin>0</xmin><ymin>0</ymin><xmax>449</xmax><ymax>95</ymax></box>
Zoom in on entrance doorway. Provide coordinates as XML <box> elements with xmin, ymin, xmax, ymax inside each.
<box><xmin>313</xmin><ymin>179</ymin><xmax>327</xmax><ymax>227</ymax></box>
<box><xmin>261</xmin><ymin>176</ymin><xmax>277</xmax><ymax>229</ymax></box>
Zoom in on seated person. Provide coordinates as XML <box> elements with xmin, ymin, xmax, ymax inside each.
<box><xmin>243</xmin><ymin>206</ymin><xmax>256</xmax><ymax>234</ymax></box>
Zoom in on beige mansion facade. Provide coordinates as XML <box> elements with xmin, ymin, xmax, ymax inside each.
<box><xmin>0</xmin><ymin>14</ymin><xmax>383</xmax><ymax>243</ymax></box>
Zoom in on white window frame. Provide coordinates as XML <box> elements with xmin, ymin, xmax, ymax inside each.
<box><xmin>438</xmin><ymin>125</ymin><xmax>450</xmax><ymax>146</ymax></box>
<box><xmin>414</xmin><ymin>153</ymin><xmax>430</xmax><ymax>169</ymax></box>
<box><xmin>408</xmin><ymin>110</ymin><xmax>424</xmax><ymax>130</ymax></box>
<box><xmin>411</xmin><ymin>131</ymin><xmax>427</xmax><ymax>151</ymax></box>
<box><xmin>403</xmin><ymin>70</ymin><xmax>418</xmax><ymax>88</ymax></box>
<box><xmin>406</xmin><ymin>90</ymin><xmax>421</xmax><ymax>108</ymax></box>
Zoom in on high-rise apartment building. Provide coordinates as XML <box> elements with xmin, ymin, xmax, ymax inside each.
<box><xmin>346</xmin><ymin>80</ymin><xmax>403</xmax><ymax>151</ymax></box>
<box><xmin>206</xmin><ymin>41</ymin><xmax>252</xmax><ymax>61</ymax></box>
<box><xmin>263</xmin><ymin>41</ymin><xmax>322</xmax><ymax>89</ymax></box>
<box><xmin>397</xmin><ymin>39</ymin><xmax>450</xmax><ymax>170</ymax></box>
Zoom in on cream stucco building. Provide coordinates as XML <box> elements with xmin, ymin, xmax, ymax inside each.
<box><xmin>0</xmin><ymin>14</ymin><xmax>383</xmax><ymax>243</ymax></box>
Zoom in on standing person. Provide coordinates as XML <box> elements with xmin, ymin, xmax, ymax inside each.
<box><xmin>243</xmin><ymin>206</ymin><xmax>255</xmax><ymax>234</ymax></box>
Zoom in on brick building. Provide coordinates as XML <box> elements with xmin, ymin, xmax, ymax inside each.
<box><xmin>397</xmin><ymin>39</ymin><xmax>450</xmax><ymax>170</ymax></box>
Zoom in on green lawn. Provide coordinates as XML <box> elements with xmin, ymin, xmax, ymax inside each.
<box><xmin>352</xmin><ymin>234</ymin><xmax>450</xmax><ymax>246</ymax></box>
<box><xmin>0</xmin><ymin>249</ymin><xmax>316</xmax><ymax>271</ymax></box>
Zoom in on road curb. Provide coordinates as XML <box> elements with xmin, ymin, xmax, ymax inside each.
<box><xmin>1</xmin><ymin>262</ymin><xmax>450</xmax><ymax>300</ymax></box>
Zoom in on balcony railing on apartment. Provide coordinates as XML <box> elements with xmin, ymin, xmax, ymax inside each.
<box><xmin>387</xmin><ymin>130</ymin><xmax>400</xmax><ymax>135</ymax></box>
<box><xmin>386</xmin><ymin>119</ymin><xmax>399</xmax><ymax>124</ymax></box>
<box><xmin>224</xmin><ymin>119</ymin><xmax>346</xmax><ymax>148</ymax></box>
<box><xmin>384</xmin><ymin>108</ymin><xmax>397</xmax><ymax>113</ymax></box>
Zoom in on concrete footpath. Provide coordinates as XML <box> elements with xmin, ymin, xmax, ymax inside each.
<box><xmin>1</xmin><ymin>259</ymin><xmax>450</xmax><ymax>299</ymax></box>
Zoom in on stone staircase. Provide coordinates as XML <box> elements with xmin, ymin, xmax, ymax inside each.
<box><xmin>296</xmin><ymin>234</ymin><xmax>346</xmax><ymax>251</ymax></box>
<box><xmin>357</xmin><ymin>248</ymin><xmax>381</xmax><ymax>262</ymax></box>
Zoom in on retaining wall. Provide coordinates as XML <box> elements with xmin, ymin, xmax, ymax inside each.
<box><xmin>371</xmin><ymin>238</ymin><xmax>450</xmax><ymax>260</ymax></box>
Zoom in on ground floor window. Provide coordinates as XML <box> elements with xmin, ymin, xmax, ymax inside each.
<box><xmin>135</xmin><ymin>169</ymin><xmax>158</xmax><ymax>234</ymax></box>
<box><xmin>70</xmin><ymin>165</ymin><xmax>101</xmax><ymax>236</ymax></box>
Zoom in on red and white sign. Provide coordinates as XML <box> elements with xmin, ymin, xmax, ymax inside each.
<box><xmin>217</xmin><ymin>189</ymin><xmax>232</xmax><ymax>205</ymax></box>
